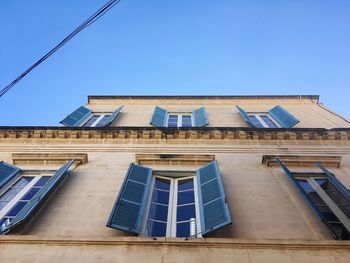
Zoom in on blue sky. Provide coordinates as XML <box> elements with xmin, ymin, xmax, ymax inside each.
<box><xmin>0</xmin><ymin>0</ymin><xmax>349</xmax><ymax>126</ymax></box>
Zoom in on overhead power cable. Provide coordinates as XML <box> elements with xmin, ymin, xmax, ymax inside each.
<box><xmin>0</xmin><ymin>0</ymin><xmax>122</xmax><ymax>98</ymax></box>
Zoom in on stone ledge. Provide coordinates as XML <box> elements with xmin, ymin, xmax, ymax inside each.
<box><xmin>262</xmin><ymin>155</ymin><xmax>342</xmax><ymax>168</ymax></box>
<box><xmin>12</xmin><ymin>153</ymin><xmax>88</xmax><ymax>165</ymax></box>
<box><xmin>135</xmin><ymin>154</ymin><xmax>215</xmax><ymax>166</ymax></box>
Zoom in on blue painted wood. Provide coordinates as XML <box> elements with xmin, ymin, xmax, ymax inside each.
<box><xmin>268</xmin><ymin>105</ymin><xmax>299</xmax><ymax>128</ymax></box>
<box><xmin>196</xmin><ymin>160</ymin><xmax>231</xmax><ymax>236</ymax></box>
<box><xmin>102</xmin><ymin>105</ymin><xmax>124</xmax><ymax>127</ymax></box>
<box><xmin>150</xmin><ymin>106</ymin><xmax>167</xmax><ymax>127</ymax></box>
<box><xmin>235</xmin><ymin>105</ymin><xmax>256</xmax><ymax>127</ymax></box>
<box><xmin>107</xmin><ymin>163</ymin><xmax>152</xmax><ymax>234</ymax></box>
<box><xmin>0</xmin><ymin>161</ymin><xmax>21</xmax><ymax>189</ymax></box>
<box><xmin>193</xmin><ymin>107</ymin><xmax>209</xmax><ymax>127</ymax></box>
<box><xmin>60</xmin><ymin>106</ymin><xmax>92</xmax><ymax>127</ymax></box>
<box><xmin>1</xmin><ymin>160</ymin><xmax>74</xmax><ymax>234</ymax></box>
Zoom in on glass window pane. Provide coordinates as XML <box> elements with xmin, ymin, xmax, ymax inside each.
<box><xmin>146</xmin><ymin>220</ymin><xmax>167</xmax><ymax>237</ymax></box>
<box><xmin>151</xmin><ymin>190</ymin><xmax>170</xmax><ymax>205</ymax></box>
<box><xmin>168</xmin><ymin>115</ymin><xmax>178</xmax><ymax>128</ymax></box>
<box><xmin>21</xmin><ymin>187</ymin><xmax>41</xmax><ymax>201</ymax></box>
<box><xmin>14</xmin><ymin>177</ymin><xmax>33</xmax><ymax>188</ymax></box>
<box><xmin>95</xmin><ymin>115</ymin><xmax>110</xmax><ymax>127</ymax></box>
<box><xmin>148</xmin><ymin>203</ymin><xmax>168</xmax><ymax>222</ymax></box>
<box><xmin>6</xmin><ymin>201</ymin><xmax>28</xmax><ymax>217</ymax></box>
<box><xmin>177</xmin><ymin>204</ymin><xmax>196</xmax><ymax>222</ymax></box>
<box><xmin>83</xmin><ymin>115</ymin><xmax>100</xmax><ymax>127</ymax></box>
<box><xmin>34</xmin><ymin>176</ymin><xmax>51</xmax><ymax>187</ymax></box>
<box><xmin>176</xmin><ymin>221</ymin><xmax>191</xmax><ymax>237</ymax></box>
<box><xmin>154</xmin><ymin>178</ymin><xmax>170</xmax><ymax>191</ymax></box>
<box><xmin>297</xmin><ymin>180</ymin><xmax>315</xmax><ymax>193</ymax></box>
<box><xmin>260</xmin><ymin>115</ymin><xmax>277</xmax><ymax>128</ymax></box>
<box><xmin>177</xmin><ymin>191</ymin><xmax>195</xmax><ymax>205</ymax></box>
<box><xmin>248</xmin><ymin>115</ymin><xmax>264</xmax><ymax>128</ymax></box>
<box><xmin>182</xmin><ymin>115</ymin><xmax>192</xmax><ymax>127</ymax></box>
<box><xmin>178</xmin><ymin>179</ymin><xmax>194</xmax><ymax>191</ymax></box>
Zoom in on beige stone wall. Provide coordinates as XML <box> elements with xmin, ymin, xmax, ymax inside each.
<box><xmin>86</xmin><ymin>97</ymin><xmax>350</xmax><ymax>128</ymax></box>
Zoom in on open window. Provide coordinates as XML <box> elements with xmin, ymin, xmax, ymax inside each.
<box><xmin>60</xmin><ymin>105</ymin><xmax>124</xmax><ymax>127</ymax></box>
<box><xmin>276</xmin><ymin>159</ymin><xmax>350</xmax><ymax>240</ymax></box>
<box><xmin>150</xmin><ymin>106</ymin><xmax>209</xmax><ymax>128</ymax></box>
<box><xmin>236</xmin><ymin>105</ymin><xmax>299</xmax><ymax>128</ymax></box>
<box><xmin>106</xmin><ymin>161</ymin><xmax>231</xmax><ymax>238</ymax></box>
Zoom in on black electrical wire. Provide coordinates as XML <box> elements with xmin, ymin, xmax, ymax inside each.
<box><xmin>0</xmin><ymin>0</ymin><xmax>122</xmax><ymax>98</ymax></box>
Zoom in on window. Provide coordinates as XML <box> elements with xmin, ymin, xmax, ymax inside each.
<box><xmin>248</xmin><ymin>114</ymin><xmax>279</xmax><ymax>128</ymax></box>
<box><xmin>82</xmin><ymin>114</ymin><xmax>111</xmax><ymax>127</ymax></box>
<box><xmin>167</xmin><ymin>113</ymin><xmax>193</xmax><ymax>128</ymax></box>
<box><xmin>0</xmin><ymin>160</ymin><xmax>74</xmax><ymax>234</ymax></box>
<box><xmin>277</xmin><ymin>160</ymin><xmax>350</xmax><ymax>240</ymax></box>
<box><xmin>107</xmin><ymin>161</ymin><xmax>231</xmax><ymax>238</ymax></box>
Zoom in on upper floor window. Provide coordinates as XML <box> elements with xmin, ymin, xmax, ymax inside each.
<box><xmin>60</xmin><ymin>105</ymin><xmax>124</xmax><ymax>127</ymax></box>
<box><xmin>107</xmin><ymin>161</ymin><xmax>231</xmax><ymax>238</ymax></box>
<box><xmin>167</xmin><ymin>113</ymin><xmax>193</xmax><ymax>128</ymax></box>
<box><xmin>276</xmin><ymin>160</ymin><xmax>350</xmax><ymax>240</ymax></box>
<box><xmin>0</xmin><ymin>160</ymin><xmax>74</xmax><ymax>234</ymax></box>
<box><xmin>236</xmin><ymin>105</ymin><xmax>299</xmax><ymax>128</ymax></box>
<box><xmin>150</xmin><ymin>106</ymin><xmax>208</xmax><ymax>128</ymax></box>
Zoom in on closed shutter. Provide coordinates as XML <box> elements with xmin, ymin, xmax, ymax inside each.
<box><xmin>60</xmin><ymin>106</ymin><xmax>92</xmax><ymax>127</ymax></box>
<box><xmin>196</xmin><ymin>160</ymin><xmax>231</xmax><ymax>236</ymax></box>
<box><xmin>268</xmin><ymin>105</ymin><xmax>299</xmax><ymax>128</ymax></box>
<box><xmin>0</xmin><ymin>161</ymin><xmax>21</xmax><ymax>189</ymax></box>
<box><xmin>235</xmin><ymin>105</ymin><xmax>256</xmax><ymax>127</ymax></box>
<box><xmin>107</xmin><ymin>163</ymin><xmax>152</xmax><ymax>234</ymax></box>
<box><xmin>102</xmin><ymin>105</ymin><xmax>124</xmax><ymax>127</ymax></box>
<box><xmin>150</xmin><ymin>106</ymin><xmax>167</xmax><ymax>127</ymax></box>
<box><xmin>193</xmin><ymin>107</ymin><xmax>209</xmax><ymax>127</ymax></box>
<box><xmin>1</xmin><ymin>160</ymin><xmax>74</xmax><ymax>234</ymax></box>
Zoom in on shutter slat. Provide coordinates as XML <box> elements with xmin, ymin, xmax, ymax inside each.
<box><xmin>150</xmin><ymin>106</ymin><xmax>167</xmax><ymax>127</ymax></box>
<box><xmin>1</xmin><ymin>160</ymin><xmax>74</xmax><ymax>234</ymax></box>
<box><xmin>107</xmin><ymin>163</ymin><xmax>152</xmax><ymax>234</ymax></box>
<box><xmin>0</xmin><ymin>161</ymin><xmax>21</xmax><ymax>189</ymax></box>
<box><xmin>102</xmin><ymin>105</ymin><xmax>124</xmax><ymax>127</ymax></box>
<box><xmin>193</xmin><ymin>107</ymin><xmax>209</xmax><ymax>127</ymax></box>
<box><xmin>60</xmin><ymin>106</ymin><xmax>92</xmax><ymax>127</ymax></box>
<box><xmin>197</xmin><ymin>161</ymin><xmax>231</xmax><ymax>236</ymax></box>
<box><xmin>268</xmin><ymin>105</ymin><xmax>299</xmax><ymax>128</ymax></box>
<box><xmin>235</xmin><ymin>105</ymin><xmax>256</xmax><ymax>127</ymax></box>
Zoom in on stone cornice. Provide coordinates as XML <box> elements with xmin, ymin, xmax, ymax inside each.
<box><xmin>0</xmin><ymin>127</ymin><xmax>349</xmax><ymax>142</ymax></box>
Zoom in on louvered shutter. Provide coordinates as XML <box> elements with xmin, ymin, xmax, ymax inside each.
<box><xmin>235</xmin><ymin>105</ymin><xmax>256</xmax><ymax>127</ymax></box>
<box><xmin>193</xmin><ymin>107</ymin><xmax>209</xmax><ymax>127</ymax></box>
<box><xmin>1</xmin><ymin>160</ymin><xmax>74</xmax><ymax>234</ymax></box>
<box><xmin>60</xmin><ymin>106</ymin><xmax>92</xmax><ymax>127</ymax></box>
<box><xmin>107</xmin><ymin>164</ymin><xmax>152</xmax><ymax>234</ymax></box>
<box><xmin>102</xmin><ymin>105</ymin><xmax>124</xmax><ymax>127</ymax></box>
<box><xmin>196</xmin><ymin>161</ymin><xmax>231</xmax><ymax>236</ymax></box>
<box><xmin>150</xmin><ymin>106</ymin><xmax>167</xmax><ymax>127</ymax></box>
<box><xmin>268</xmin><ymin>105</ymin><xmax>299</xmax><ymax>128</ymax></box>
<box><xmin>0</xmin><ymin>161</ymin><xmax>21</xmax><ymax>189</ymax></box>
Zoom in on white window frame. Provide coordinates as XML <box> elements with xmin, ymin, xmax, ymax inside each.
<box><xmin>166</xmin><ymin>112</ymin><xmax>193</xmax><ymax>128</ymax></box>
<box><xmin>248</xmin><ymin>113</ymin><xmax>281</xmax><ymax>128</ymax></box>
<box><xmin>142</xmin><ymin>174</ymin><xmax>201</xmax><ymax>238</ymax></box>
<box><xmin>80</xmin><ymin>113</ymin><xmax>111</xmax><ymax>127</ymax></box>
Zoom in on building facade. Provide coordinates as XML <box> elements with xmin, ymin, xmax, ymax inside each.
<box><xmin>1</xmin><ymin>95</ymin><xmax>350</xmax><ymax>262</ymax></box>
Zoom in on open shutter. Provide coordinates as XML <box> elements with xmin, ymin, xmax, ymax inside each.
<box><xmin>1</xmin><ymin>160</ymin><xmax>74</xmax><ymax>234</ymax></box>
<box><xmin>107</xmin><ymin>163</ymin><xmax>152</xmax><ymax>234</ymax></box>
<box><xmin>150</xmin><ymin>106</ymin><xmax>167</xmax><ymax>127</ymax></box>
<box><xmin>235</xmin><ymin>105</ymin><xmax>256</xmax><ymax>127</ymax></box>
<box><xmin>268</xmin><ymin>105</ymin><xmax>299</xmax><ymax>128</ymax></box>
<box><xmin>0</xmin><ymin>161</ymin><xmax>21</xmax><ymax>189</ymax></box>
<box><xmin>102</xmin><ymin>105</ymin><xmax>124</xmax><ymax>127</ymax></box>
<box><xmin>60</xmin><ymin>106</ymin><xmax>92</xmax><ymax>127</ymax></box>
<box><xmin>197</xmin><ymin>160</ymin><xmax>231</xmax><ymax>236</ymax></box>
<box><xmin>193</xmin><ymin>107</ymin><xmax>209</xmax><ymax>127</ymax></box>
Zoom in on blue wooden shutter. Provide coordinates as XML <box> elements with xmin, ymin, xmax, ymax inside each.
<box><xmin>235</xmin><ymin>105</ymin><xmax>256</xmax><ymax>127</ymax></box>
<box><xmin>197</xmin><ymin>160</ymin><xmax>231</xmax><ymax>236</ymax></box>
<box><xmin>101</xmin><ymin>105</ymin><xmax>124</xmax><ymax>127</ymax></box>
<box><xmin>60</xmin><ymin>106</ymin><xmax>92</xmax><ymax>127</ymax></box>
<box><xmin>268</xmin><ymin>105</ymin><xmax>299</xmax><ymax>128</ymax></box>
<box><xmin>193</xmin><ymin>107</ymin><xmax>209</xmax><ymax>127</ymax></box>
<box><xmin>107</xmin><ymin>163</ymin><xmax>152</xmax><ymax>234</ymax></box>
<box><xmin>150</xmin><ymin>106</ymin><xmax>167</xmax><ymax>127</ymax></box>
<box><xmin>1</xmin><ymin>160</ymin><xmax>74</xmax><ymax>234</ymax></box>
<box><xmin>0</xmin><ymin>161</ymin><xmax>21</xmax><ymax>189</ymax></box>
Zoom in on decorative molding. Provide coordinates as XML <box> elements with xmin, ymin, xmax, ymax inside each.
<box><xmin>262</xmin><ymin>155</ymin><xmax>342</xmax><ymax>168</ymax></box>
<box><xmin>0</xmin><ymin>128</ymin><xmax>349</xmax><ymax>143</ymax></box>
<box><xmin>136</xmin><ymin>154</ymin><xmax>215</xmax><ymax>166</ymax></box>
<box><xmin>12</xmin><ymin>153</ymin><xmax>88</xmax><ymax>166</ymax></box>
